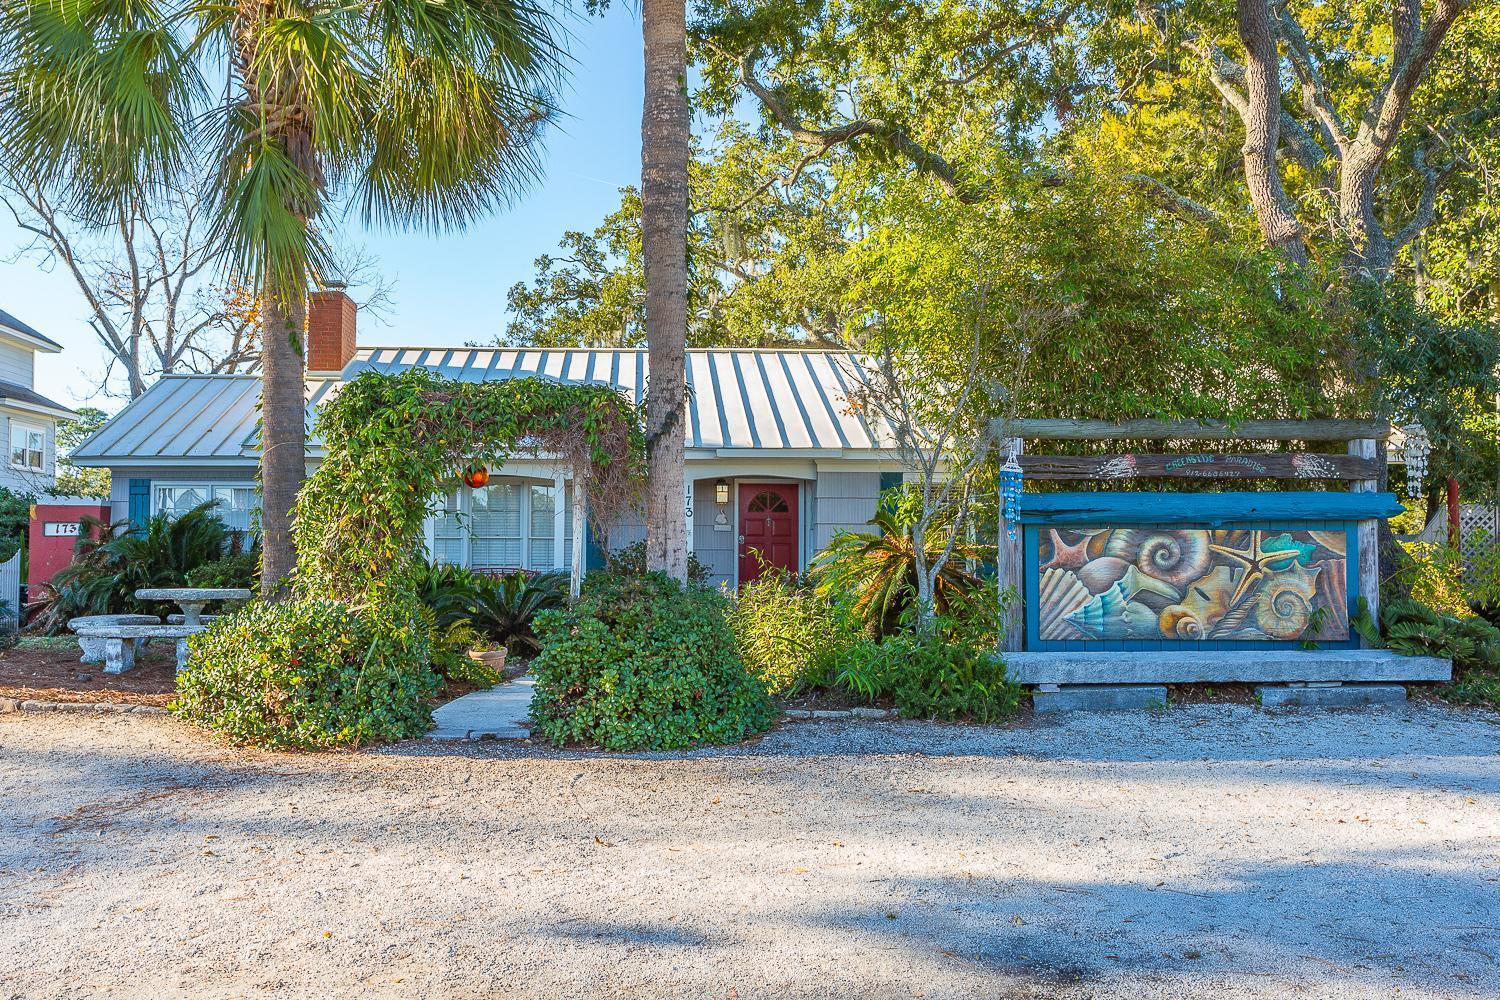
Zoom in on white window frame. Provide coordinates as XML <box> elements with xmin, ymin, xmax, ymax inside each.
<box><xmin>428</xmin><ymin>474</ymin><xmax>572</xmax><ymax>573</ymax></box>
<box><xmin>152</xmin><ymin>481</ymin><xmax>259</xmax><ymax>534</ymax></box>
<box><xmin>9</xmin><ymin>419</ymin><xmax>44</xmax><ymax>472</ymax></box>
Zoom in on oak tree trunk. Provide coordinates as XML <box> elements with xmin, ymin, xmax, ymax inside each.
<box><xmin>1235</xmin><ymin>0</ymin><xmax>1309</xmax><ymax>266</ymax></box>
<box><xmin>641</xmin><ymin>0</ymin><xmax>690</xmax><ymax>582</ymax></box>
<box><xmin>259</xmin><ymin>295</ymin><xmax>306</xmax><ymax>593</ymax></box>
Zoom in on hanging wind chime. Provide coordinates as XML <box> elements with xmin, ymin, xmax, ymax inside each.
<box><xmin>999</xmin><ymin>440</ymin><xmax>1024</xmax><ymax>540</ymax></box>
<box><xmin>1400</xmin><ymin>423</ymin><xmax>1429</xmax><ymax>499</ymax></box>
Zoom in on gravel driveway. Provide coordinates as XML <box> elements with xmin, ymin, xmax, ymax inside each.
<box><xmin>2</xmin><ymin>704</ymin><xmax>1497</xmax><ymax>999</ymax></box>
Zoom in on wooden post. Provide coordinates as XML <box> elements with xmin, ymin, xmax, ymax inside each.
<box><xmin>552</xmin><ymin>472</ymin><xmax>568</xmax><ymax>571</ymax></box>
<box><xmin>1349</xmin><ymin>438</ymin><xmax>1380</xmax><ymax>640</ymax></box>
<box><xmin>997</xmin><ymin>437</ymin><xmax>1024</xmax><ymax>653</ymax></box>
<box><xmin>571</xmin><ymin>464</ymin><xmax>587</xmax><ymax>599</ymax></box>
<box><xmin>1447</xmin><ymin>476</ymin><xmax>1461</xmax><ymax>547</ymax></box>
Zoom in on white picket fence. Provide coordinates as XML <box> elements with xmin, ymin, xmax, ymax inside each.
<box><xmin>0</xmin><ymin>550</ymin><xmax>19</xmax><ymax>626</ymax></box>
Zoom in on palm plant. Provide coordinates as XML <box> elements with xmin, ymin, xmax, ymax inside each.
<box><xmin>1</xmin><ymin>0</ymin><xmax>563</xmax><ymax>591</ymax></box>
<box><xmin>468</xmin><ymin>570</ymin><xmax>567</xmax><ymax>654</ymax></box>
<box><xmin>810</xmin><ymin>503</ymin><xmax>987</xmax><ymax>638</ymax></box>
<box><xmin>412</xmin><ymin>562</ymin><xmax>485</xmax><ymax>629</ymax></box>
<box><xmin>39</xmin><ymin>502</ymin><xmax>232</xmax><ymax>630</ymax></box>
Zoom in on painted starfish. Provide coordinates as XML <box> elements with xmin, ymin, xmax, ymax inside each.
<box><xmin>1042</xmin><ymin>528</ymin><xmax>1102</xmax><ymax>571</ymax></box>
<box><xmin>1207</xmin><ymin>532</ymin><xmax>1317</xmax><ymax>620</ymax></box>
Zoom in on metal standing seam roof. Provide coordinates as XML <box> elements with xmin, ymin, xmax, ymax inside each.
<box><xmin>70</xmin><ymin>374</ymin><xmax>339</xmax><ymax>464</ymax></box>
<box><xmin>70</xmin><ymin>349</ymin><xmax>893</xmax><ymax>464</ymax></box>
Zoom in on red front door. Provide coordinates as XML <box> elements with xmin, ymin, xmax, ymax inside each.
<box><xmin>738</xmin><ymin>484</ymin><xmax>799</xmax><ymax>585</ymax></box>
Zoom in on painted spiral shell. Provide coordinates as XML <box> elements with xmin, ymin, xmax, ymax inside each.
<box><xmin>1158</xmin><ymin>607</ymin><xmax>1204</xmax><ymax>640</ymax></box>
<box><xmin>1253</xmin><ymin>563</ymin><xmax>1322</xmax><ymax>640</ymax></box>
<box><xmin>1133</xmin><ymin>531</ymin><xmax>1213</xmax><ymax>588</ymax></box>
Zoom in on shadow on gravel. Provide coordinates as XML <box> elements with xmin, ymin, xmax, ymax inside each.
<box><xmin>784</xmin><ymin>852</ymin><xmax>1500</xmax><ymax>996</ymax></box>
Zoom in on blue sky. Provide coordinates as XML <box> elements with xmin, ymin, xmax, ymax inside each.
<box><xmin>0</xmin><ymin>8</ymin><xmax>645</xmax><ymax>412</ymax></box>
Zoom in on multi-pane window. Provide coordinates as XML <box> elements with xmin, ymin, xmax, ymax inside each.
<box><xmin>430</xmin><ymin>478</ymin><xmax>574</xmax><ymax>572</ymax></box>
<box><xmin>9</xmin><ymin>422</ymin><xmax>43</xmax><ymax>471</ymax></box>
<box><xmin>432</xmin><ymin>488</ymin><xmax>467</xmax><ymax>566</ymax></box>
<box><xmin>471</xmin><ymin>482</ymin><xmax>524</xmax><ymax>570</ymax></box>
<box><xmin>154</xmin><ymin>484</ymin><xmax>258</xmax><ymax>534</ymax></box>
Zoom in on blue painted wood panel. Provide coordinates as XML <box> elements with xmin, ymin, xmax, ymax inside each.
<box><xmin>1019</xmin><ymin>490</ymin><xmax>1402</xmax><ymax>526</ymax></box>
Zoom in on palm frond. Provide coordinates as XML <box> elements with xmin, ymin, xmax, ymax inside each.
<box><xmin>0</xmin><ymin>0</ymin><xmax>201</xmax><ymax>216</ymax></box>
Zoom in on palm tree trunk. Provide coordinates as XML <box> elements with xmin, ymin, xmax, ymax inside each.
<box><xmin>259</xmin><ymin>294</ymin><xmax>305</xmax><ymax>593</ymax></box>
<box><xmin>641</xmin><ymin>0</ymin><xmax>689</xmax><ymax>582</ymax></box>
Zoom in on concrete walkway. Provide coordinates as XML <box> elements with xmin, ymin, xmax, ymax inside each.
<box><xmin>429</xmin><ymin>676</ymin><xmax>534</xmax><ymax>740</ymax></box>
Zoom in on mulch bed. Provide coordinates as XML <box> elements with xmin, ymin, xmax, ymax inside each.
<box><xmin>777</xmin><ymin>687</ymin><xmax>892</xmax><ymax>713</ymax></box>
<box><xmin>0</xmin><ymin>645</ymin><xmax>178</xmax><ymax>707</ymax></box>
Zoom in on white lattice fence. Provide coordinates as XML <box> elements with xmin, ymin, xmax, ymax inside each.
<box><xmin>0</xmin><ymin>551</ymin><xmax>20</xmax><ymax>625</ymax></box>
<box><xmin>1458</xmin><ymin>505</ymin><xmax>1500</xmax><ymax>597</ymax></box>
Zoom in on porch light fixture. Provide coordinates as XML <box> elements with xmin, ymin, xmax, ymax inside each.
<box><xmin>715</xmin><ymin>479</ymin><xmax>730</xmax><ymax>505</ymax></box>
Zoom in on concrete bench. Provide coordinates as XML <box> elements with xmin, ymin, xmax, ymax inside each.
<box><xmin>166</xmin><ymin>614</ymin><xmax>220</xmax><ymax>626</ymax></box>
<box><xmin>68</xmin><ymin>615</ymin><xmax>161</xmax><ymax>665</ymax></box>
<box><xmin>72</xmin><ymin>624</ymin><xmax>201</xmax><ymax>675</ymax></box>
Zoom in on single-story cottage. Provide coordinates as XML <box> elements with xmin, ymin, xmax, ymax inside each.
<box><xmin>71</xmin><ymin>289</ymin><xmax>905</xmax><ymax>589</ymax></box>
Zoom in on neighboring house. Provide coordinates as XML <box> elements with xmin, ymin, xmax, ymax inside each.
<box><xmin>70</xmin><ymin>290</ymin><xmax>905</xmax><ymax>589</ymax></box>
<box><xmin>0</xmin><ymin>309</ymin><xmax>77</xmax><ymax>496</ymax></box>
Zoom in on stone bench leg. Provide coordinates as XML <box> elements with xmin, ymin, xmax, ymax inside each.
<box><xmin>175</xmin><ymin>638</ymin><xmax>190</xmax><ymax>673</ymax></box>
<box><xmin>102</xmin><ymin>638</ymin><xmax>136</xmax><ymax>675</ymax></box>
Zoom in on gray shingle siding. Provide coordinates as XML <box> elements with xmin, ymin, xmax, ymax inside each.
<box><xmin>813</xmin><ymin>471</ymin><xmax>881</xmax><ymax>550</ymax></box>
<box><xmin>692</xmin><ymin>478</ymin><xmax>735</xmax><ymax>589</ymax></box>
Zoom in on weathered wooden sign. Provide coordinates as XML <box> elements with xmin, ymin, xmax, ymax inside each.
<box><xmin>1019</xmin><ymin>452</ymin><xmax>1378</xmax><ymax>481</ymax></box>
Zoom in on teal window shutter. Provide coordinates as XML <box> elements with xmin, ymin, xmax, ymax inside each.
<box><xmin>879</xmin><ymin>471</ymin><xmax>903</xmax><ymax>495</ymax></box>
<box><xmin>127</xmin><ymin>479</ymin><xmax>150</xmax><ymax>530</ymax></box>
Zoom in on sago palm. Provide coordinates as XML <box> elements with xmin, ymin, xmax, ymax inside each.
<box><xmin>1</xmin><ymin>0</ymin><xmax>562</xmax><ymax>591</ymax></box>
<box><xmin>810</xmin><ymin>503</ymin><xmax>987</xmax><ymax>637</ymax></box>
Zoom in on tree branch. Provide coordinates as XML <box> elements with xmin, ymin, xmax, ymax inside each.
<box><xmin>717</xmin><ymin>44</ymin><xmax>982</xmax><ymax>203</ymax></box>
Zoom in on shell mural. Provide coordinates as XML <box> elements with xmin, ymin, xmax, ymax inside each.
<box><xmin>1036</xmin><ymin>527</ymin><xmax>1349</xmax><ymax>643</ymax></box>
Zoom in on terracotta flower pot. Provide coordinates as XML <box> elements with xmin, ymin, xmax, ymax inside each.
<box><xmin>468</xmin><ymin>648</ymin><xmax>507</xmax><ymax>672</ymax></box>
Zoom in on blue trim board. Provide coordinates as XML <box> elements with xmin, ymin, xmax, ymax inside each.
<box><xmin>1018</xmin><ymin>490</ymin><xmax>1402</xmax><ymax>526</ymax></box>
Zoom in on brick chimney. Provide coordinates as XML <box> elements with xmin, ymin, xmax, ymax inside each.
<box><xmin>306</xmin><ymin>284</ymin><xmax>357</xmax><ymax>372</ymax></box>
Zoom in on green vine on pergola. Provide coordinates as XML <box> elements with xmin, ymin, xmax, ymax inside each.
<box><xmin>294</xmin><ymin>368</ymin><xmax>645</xmax><ymax>604</ymax></box>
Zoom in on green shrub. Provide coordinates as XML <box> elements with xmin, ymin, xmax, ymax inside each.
<box><xmin>810</xmin><ymin>495</ymin><xmax>987</xmax><ymax>638</ymax></box>
<box><xmin>1375</xmin><ymin>596</ymin><xmax>1500</xmax><ymax>710</ymax></box>
<box><xmin>529</xmin><ymin>572</ymin><xmax>776</xmax><ymax>750</ymax></box>
<box><xmin>0</xmin><ymin>487</ymin><xmax>35</xmax><ymax>563</ymax></box>
<box><xmin>606</xmin><ymin>540</ymin><xmax>713</xmax><ymax>585</ymax></box>
<box><xmin>728</xmin><ymin>569</ymin><xmax>858</xmax><ymax>695</ymax></box>
<box><xmin>1394</xmin><ymin>541</ymin><xmax>1474</xmax><ymax>618</ymax></box>
<box><xmin>412</xmin><ymin>563</ymin><xmax>485</xmax><ymax>628</ymax></box>
<box><xmin>185</xmin><ymin>546</ymin><xmax>260</xmax><ymax>592</ymax></box>
<box><xmin>836</xmin><ymin>634</ymin><xmax>1020</xmax><ymax>723</ymax></box>
<box><xmin>410</xmin><ymin>604</ymin><xmax>502</xmax><ymax>688</ymax></box>
<box><xmin>410</xmin><ymin>563</ymin><xmax>566</xmax><ymax>655</ymax></box>
<box><xmin>174</xmin><ymin>598</ymin><xmax>440</xmax><ymax>750</ymax></box>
